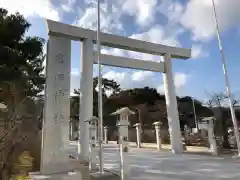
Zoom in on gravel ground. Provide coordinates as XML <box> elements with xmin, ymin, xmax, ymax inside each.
<box><xmin>69</xmin><ymin>141</ymin><xmax>240</xmax><ymax>180</ymax></box>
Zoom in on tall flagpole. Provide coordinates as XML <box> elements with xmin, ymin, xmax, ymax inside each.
<box><xmin>211</xmin><ymin>0</ymin><xmax>240</xmax><ymax>155</ymax></box>
<box><xmin>97</xmin><ymin>0</ymin><xmax>104</xmax><ymax>173</ymax></box>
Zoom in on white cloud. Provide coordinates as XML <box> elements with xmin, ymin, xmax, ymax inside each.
<box><xmin>74</xmin><ymin>1</ymin><xmax>123</xmax><ymax>34</ymax></box>
<box><xmin>130</xmin><ymin>25</ymin><xmax>179</xmax><ymax>47</ymax></box>
<box><xmin>102</xmin><ymin>70</ymin><xmax>156</xmax><ymax>90</ymax></box>
<box><xmin>122</xmin><ymin>0</ymin><xmax>158</xmax><ymax>27</ymax></box>
<box><xmin>125</xmin><ymin>25</ymin><xmax>180</xmax><ymax>61</ymax></box>
<box><xmin>174</xmin><ymin>72</ymin><xmax>187</xmax><ymax>87</ymax></box>
<box><xmin>157</xmin><ymin>72</ymin><xmax>188</xmax><ymax>95</ymax></box>
<box><xmin>157</xmin><ymin>0</ymin><xmax>184</xmax><ymax>24</ymax></box>
<box><xmin>102</xmin><ymin>69</ymin><xmax>188</xmax><ymax>95</ymax></box>
<box><xmin>180</xmin><ymin>0</ymin><xmax>240</xmax><ymax>41</ymax></box>
<box><xmin>192</xmin><ymin>44</ymin><xmax>203</xmax><ymax>59</ymax></box>
<box><xmin>132</xmin><ymin>71</ymin><xmax>153</xmax><ymax>82</ymax></box>
<box><xmin>76</xmin><ymin>0</ymin><xmax>184</xmax><ymax>63</ymax></box>
<box><xmin>191</xmin><ymin>44</ymin><xmax>209</xmax><ymax>59</ymax></box>
<box><xmin>60</xmin><ymin>0</ymin><xmax>76</xmax><ymax>12</ymax></box>
<box><xmin>103</xmin><ymin>71</ymin><xmax>126</xmax><ymax>84</ymax></box>
<box><xmin>0</xmin><ymin>0</ymin><xmax>60</xmax><ymax>21</ymax></box>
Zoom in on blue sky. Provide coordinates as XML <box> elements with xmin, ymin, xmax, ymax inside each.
<box><xmin>2</xmin><ymin>0</ymin><xmax>240</xmax><ymax>102</ymax></box>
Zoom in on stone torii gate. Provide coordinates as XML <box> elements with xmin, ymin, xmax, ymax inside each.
<box><xmin>41</xmin><ymin>19</ymin><xmax>191</xmax><ymax>174</ymax></box>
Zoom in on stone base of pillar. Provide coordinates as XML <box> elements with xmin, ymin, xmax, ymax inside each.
<box><xmin>70</xmin><ymin>159</ymin><xmax>90</xmax><ymax>179</ymax></box>
<box><xmin>232</xmin><ymin>154</ymin><xmax>240</xmax><ymax>159</ymax></box>
<box><xmin>29</xmin><ymin>171</ymin><xmax>83</xmax><ymax>180</ymax></box>
<box><xmin>72</xmin><ymin>153</ymin><xmax>99</xmax><ymax>172</ymax></box>
<box><xmin>182</xmin><ymin>144</ymin><xmax>187</xmax><ymax>151</ymax></box>
<box><xmin>30</xmin><ymin>159</ymin><xmax>90</xmax><ymax>180</ymax></box>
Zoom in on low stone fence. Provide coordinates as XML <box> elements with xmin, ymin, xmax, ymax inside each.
<box><xmin>108</xmin><ymin>128</ymin><xmax>208</xmax><ymax>146</ymax></box>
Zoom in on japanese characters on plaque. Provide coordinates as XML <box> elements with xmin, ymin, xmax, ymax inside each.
<box><xmin>54</xmin><ymin>89</ymin><xmax>67</xmax><ymax>101</ymax></box>
<box><xmin>53</xmin><ymin>53</ymin><xmax>67</xmax><ymax>125</ymax></box>
<box><xmin>55</xmin><ymin>53</ymin><xmax>65</xmax><ymax>64</ymax></box>
<box><xmin>54</xmin><ymin>114</ymin><xmax>64</xmax><ymax>124</ymax></box>
<box><xmin>55</xmin><ymin>73</ymin><xmax>65</xmax><ymax>81</ymax></box>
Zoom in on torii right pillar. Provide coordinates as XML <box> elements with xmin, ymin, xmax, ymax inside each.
<box><xmin>162</xmin><ymin>53</ymin><xmax>183</xmax><ymax>153</ymax></box>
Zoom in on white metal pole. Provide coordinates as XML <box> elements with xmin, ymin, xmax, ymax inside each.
<box><xmin>211</xmin><ymin>0</ymin><xmax>240</xmax><ymax>155</ymax></box>
<box><xmin>97</xmin><ymin>0</ymin><xmax>104</xmax><ymax>173</ymax></box>
<box><xmin>192</xmin><ymin>97</ymin><xmax>198</xmax><ymax>131</ymax></box>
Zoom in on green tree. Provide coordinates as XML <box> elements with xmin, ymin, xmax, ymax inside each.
<box><xmin>0</xmin><ymin>8</ymin><xmax>45</xmax><ymax>111</ymax></box>
<box><xmin>93</xmin><ymin>77</ymin><xmax>121</xmax><ymax>96</ymax></box>
<box><xmin>178</xmin><ymin>96</ymin><xmax>213</xmax><ymax>129</ymax></box>
<box><xmin>72</xmin><ymin>77</ymin><xmax>121</xmax><ymax>117</ymax></box>
<box><xmin>70</xmin><ymin>94</ymin><xmax>80</xmax><ymax>118</ymax></box>
<box><xmin>109</xmin><ymin>86</ymin><xmax>163</xmax><ymax>107</ymax></box>
<box><xmin>0</xmin><ymin>9</ymin><xmax>45</xmax><ymax>177</ymax></box>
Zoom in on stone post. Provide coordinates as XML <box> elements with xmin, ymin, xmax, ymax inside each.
<box><xmin>207</xmin><ymin>118</ymin><xmax>218</xmax><ymax>156</ymax></box>
<box><xmin>162</xmin><ymin>54</ymin><xmax>183</xmax><ymax>153</ymax></box>
<box><xmin>104</xmin><ymin>126</ymin><xmax>108</xmax><ymax>144</ymax></box>
<box><xmin>133</xmin><ymin>123</ymin><xmax>141</xmax><ymax>148</ymax></box>
<box><xmin>86</xmin><ymin>116</ymin><xmax>99</xmax><ymax>171</ymax></box>
<box><xmin>153</xmin><ymin>122</ymin><xmax>162</xmax><ymax>151</ymax></box>
<box><xmin>198</xmin><ymin>117</ymin><xmax>218</xmax><ymax>156</ymax></box>
<box><xmin>111</xmin><ymin>107</ymin><xmax>135</xmax><ymax>180</ymax></box>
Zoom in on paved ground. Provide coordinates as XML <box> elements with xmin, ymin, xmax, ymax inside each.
<box><xmin>69</xmin><ymin>142</ymin><xmax>240</xmax><ymax>180</ymax></box>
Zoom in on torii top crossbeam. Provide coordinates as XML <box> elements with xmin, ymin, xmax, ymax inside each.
<box><xmin>46</xmin><ymin>19</ymin><xmax>191</xmax><ymax>59</ymax></box>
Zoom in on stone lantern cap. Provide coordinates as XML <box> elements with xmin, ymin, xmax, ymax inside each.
<box><xmin>153</xmin><ymin>121</ymin><xmax>161</xmax><ymax>126</ymax></box>
<box><xmin>85</xmin><ymin>116</ymin><xmax>99</xmax><ymax>123</ymax></box>
<box><xmin>111</xmin><ymin>107</ymin><xmax>135</xmax><ymax>116</ymax></box>
<box><xmin>133</xmin><ymin>123</ymin><xmax>141</xmax><ymax>127</ymax></box>
<box><xmin>199</xmin><ymin>117</ymin><xmax>216</xmax><ymax>124</ymax></box>
<box><xmin>0</xmin><ymin>103</ymin><xmax>7</xmax><ymax>112</ymax></box>
<box><xmin>198</xmin><ymin>117</ymin><xmax>216</xmax><ymax>130</ymax></box>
